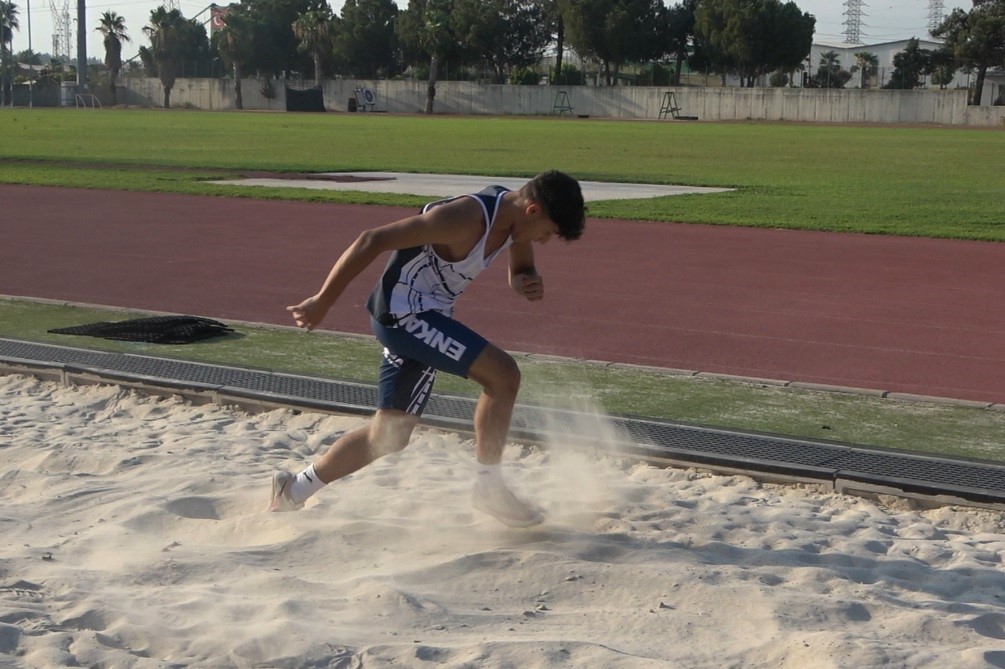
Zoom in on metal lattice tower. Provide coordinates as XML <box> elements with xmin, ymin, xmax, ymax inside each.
<box><xmin>927</xmin><ymin>0</ymin><xmax>945</xmax><ymax>35</ymax></box>
<box><xmin>843</xmin><ymin>0</ymin><xmax>866</xmax><ymax>44</ymax></box>
<box><xmin>49</xmin><ymin>0</ymin><xmax>72</xmax><ymax>62</ymax></box>
<box><xmin>164</xmin><ymin>0</ymin><xmax>181</xmax><ymax>11</ymax></box>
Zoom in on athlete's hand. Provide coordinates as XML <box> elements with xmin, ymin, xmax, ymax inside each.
<box><xmin>511</xmin><ymin>272</ymin><xmax>544</xmax><ymax>302</ymax></box>
<box><xmin>287</xmin><ymin>295</ymin><xmax>330</xmax><ymax>331</ymax></box>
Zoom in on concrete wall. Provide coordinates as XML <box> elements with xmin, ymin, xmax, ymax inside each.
<box><xmin>10</xmin><ymin>81</ymin><xmax>62</xmax><ymax>107</ymax></box>
<box><xmin>113</xmin><ymin>76</ymin><xmax>1005</xmax><ymax>127</ymax></box>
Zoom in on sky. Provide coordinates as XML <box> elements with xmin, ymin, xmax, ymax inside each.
<box><xmin>8</xmin><ymin>0</ymin><xmax>968</xmax><ymax>66</ymax></box>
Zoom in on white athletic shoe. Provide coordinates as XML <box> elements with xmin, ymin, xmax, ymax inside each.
<box><xmin>472</xmin><ymin>480</ymin><xmax>544</xmax><ymax>528</ymax></box>
<box><xmin>267</xmin><ymin>471</ymin><xmax>303</xmax><ymax>513</ymax></box>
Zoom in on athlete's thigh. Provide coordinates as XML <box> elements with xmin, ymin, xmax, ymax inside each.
<box><xmin>372</xmin><ymin>312</ymin><xmax>489</xmax><ymax>415</ymax></box>
<box><xmin>375</xmin><ymin>349</ymin><xmax>436</xmax><ymax>415</ymax></box>
<box><xmin>466</xmin><ymin>342</ymin><xmax>520</xmax><ymax>395</ymax></box>
<box><xmin>375</xmin><ymin>312</ymin><xmax>489</xmax><ymax>378</ymax></box>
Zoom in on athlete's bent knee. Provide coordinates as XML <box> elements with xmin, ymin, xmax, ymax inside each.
<box><xmin>470</xmin><ymin>346</ymin><xmax>521</xmax><ymax>400</ymax></box>
<box><xmin>369</xmin><ymin>411</ymin><xmax>417</xmax><ymax>456</ymax></box>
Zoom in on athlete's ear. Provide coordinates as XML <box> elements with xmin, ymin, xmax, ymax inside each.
<box><xmin>524</xmin><ymin>202</ymin><xmax>542</xmax><ymax>216</ymax></box>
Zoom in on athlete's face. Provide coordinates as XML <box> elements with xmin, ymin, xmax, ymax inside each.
<box><xmin>520</xmin><ymin>203</ymin><xmax>559</xmax><ymax>244</ymax></box>
<box><xmin>534</xmin><ymin>220</ymin><xmax>560</xmax><ymax>244</ymax></box>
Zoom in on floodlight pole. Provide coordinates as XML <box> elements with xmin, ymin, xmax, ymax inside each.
<box><xmin>75</xmin><ymin>0</ymin><xmax>86</xmax><ymax>90</ymax></box>
<box><xmin>27</xmin><ymin>0</ymin><xmax>33</xmax><ymax>107</ymax></box>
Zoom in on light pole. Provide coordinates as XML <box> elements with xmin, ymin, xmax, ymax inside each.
<box><xmin>27</xmin><ymin>0</ymin><xmax>32</xmax><ymax>107</ymax></box>
<box><xmin>75</xmin><ymin>0</ymin><xmax>85</xmax><ymax>90</ymax></box>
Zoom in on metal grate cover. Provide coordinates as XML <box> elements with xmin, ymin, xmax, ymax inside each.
<box><xmin>3</xmin><ymin>337</ymin><xmax>1005</xmax><ymax>507</ymax></box>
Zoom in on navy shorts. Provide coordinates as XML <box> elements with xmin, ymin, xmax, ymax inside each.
<box><xmin>371</xmin><ymin>312</ymin><xmax>489</xmax><ymax>416</ymax></box>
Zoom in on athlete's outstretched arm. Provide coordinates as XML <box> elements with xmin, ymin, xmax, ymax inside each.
<box><xmin>287</xmin><ymin>198</ymin><xmax>484</xmax><ymax>330</ymax></box>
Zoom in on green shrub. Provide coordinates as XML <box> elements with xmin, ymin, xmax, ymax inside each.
<box><xmin>550</xmin><ymin>64</ymin><xmax>584</xmax><ymax>86</ymax></box>
<box><xmin>508</xmin><ymin>68</ymin><xmax>541</xmax><ymax>86</ymax></box>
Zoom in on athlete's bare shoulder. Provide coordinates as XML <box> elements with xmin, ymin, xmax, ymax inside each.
<box><xmin>422</xmin><ymin>195</ymin><xmax>490</xmax><ymax>261</ymax></box>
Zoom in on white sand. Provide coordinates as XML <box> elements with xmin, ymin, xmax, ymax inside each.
<box><xmin>3</xmin><ymin>373</ymin><xmax>1005</xmax><ymax>669</ymax></box>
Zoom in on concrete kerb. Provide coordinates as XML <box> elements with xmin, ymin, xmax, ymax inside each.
<box><xmin>696</xmin><ymin>371</ymin><xmax>790</xmax><ymax>387</ymax></box>
<box><xmin>789</xmin><ymin>381</ymin><xmax>889</xmax><ymax>398</ymax></box>
<box><xmin>884</xmin><ymin>393</ymin><xmax>995</xmax><ymax>410</ymax></box>
<box><xmin>6</xmin><ymin>337</ymin><xmax>1005</xmax><ymax>513</ymax></box>
<box><xmin>0</xmin><ymin>357</ymin><xmax>988</xmax><ymax>513</ymax></box>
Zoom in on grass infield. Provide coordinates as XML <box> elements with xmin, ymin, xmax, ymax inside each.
<box><xmin>2</xmin><ymin>108</ymin><xmax>1004</xmax><ymax>239</ymax></box>
<box><xmin>2</xmin><ymin>108</ymin><xmax>1003</xmax><ymax>462</ymax></box>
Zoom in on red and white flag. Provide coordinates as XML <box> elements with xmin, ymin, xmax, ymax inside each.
<box><xmin>210</xmin><ymin>5</ymin><xmax>230</xmax><ymax>32</ymax></box>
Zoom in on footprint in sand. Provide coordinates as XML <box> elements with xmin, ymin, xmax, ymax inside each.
<box><xmin>963</xmin><ymin>613</ymin><xmax>1005</xmax><ymax>640</ymax></box>
<box><xmin>162</xmin><ymin>496</ymin><xmax>221</xmax><ymax>521</ymax></box>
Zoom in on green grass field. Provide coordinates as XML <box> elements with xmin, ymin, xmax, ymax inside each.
<box><xmin>2</xmin><ymin>108</ymin><xmax>1004</xmax><ymax>463</ymax></box>
<box><xmin>3</xmin><ymin>108</ymin><xmax>1004</xmax><ymax>239</ymax></box>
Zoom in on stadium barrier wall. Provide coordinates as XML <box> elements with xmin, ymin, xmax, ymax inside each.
<box><xmin>113</xmin><ymin>77</ymin><xmax>1005</xmax><ymax>127</ymax></box>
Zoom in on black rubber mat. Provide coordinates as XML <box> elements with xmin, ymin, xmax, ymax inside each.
<box><xmin>3</xmin><ymin>337</ymin><xmax>1004</xmax><ymax>507</ymax></box>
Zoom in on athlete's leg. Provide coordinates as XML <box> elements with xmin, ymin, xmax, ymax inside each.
<box><xmin>312</xmin><ymin>409</ymin><xmax>419</xmax><ymax>483</ymax></box>
<box><xmin>271</xmin><ymin>311</ymin><xmax>540</xmax><ymax>525</ymax></box>
<box><xmin>466</xmin><ymin>344</ymin><xmax>521</xmax><ymax>466</ymax></box>
<box><xmin>269</xmin><ymin>411</ymin><xmax>419</xmax><ymax>511</ymax></box>
<box><xmin>466</xmin><ymin>344</ymin><xmax>543</xmax><ymax>527</ymax></box>
<box><xmin>269</xmin><ymin>333</ymin><xmax>432</xmax><ymax>511</ymax></box>
<box><xmin>373</xmin><ymin>313</ymin><xmax>540</xmax><ymax>526</ymax></box>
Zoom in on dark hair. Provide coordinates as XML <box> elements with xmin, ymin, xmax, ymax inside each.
<box><xmin>523</xmin><ymin>170</ymin><xmax>586</xmax><ymax>240</ymax></box>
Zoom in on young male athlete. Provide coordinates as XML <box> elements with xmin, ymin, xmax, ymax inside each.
<box><xmin>269</xmin><ymin>170</ymin><xmax>586</xmax><ymax>527</ymax></box>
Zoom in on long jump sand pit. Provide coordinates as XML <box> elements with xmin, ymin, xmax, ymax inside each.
<box><xmin>4</xmin><ymin>374</ymin><xmax>1005</xmax><ymax>667</ymax></box>
<box><xmin>211</xmin><ymin>172</ymin><xmax>733</xmax><ymax>201</ymax></box>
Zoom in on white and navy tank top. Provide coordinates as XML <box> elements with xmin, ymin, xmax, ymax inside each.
<box><xmin>367</xmin><ymin>185</ymin><xmax>513</xmax><ymax>325</ymax></box>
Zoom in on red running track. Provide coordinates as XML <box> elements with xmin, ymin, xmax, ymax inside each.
<box><xmin>4</xmin><ymin>184</ymin><xmax>1005</xmax><ymax>404</ymax></box>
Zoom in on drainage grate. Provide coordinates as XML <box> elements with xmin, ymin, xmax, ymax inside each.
<box><xmin>3</xmin><ymin>337</ymin><xmax>1004</xmax><ymax>508</ymax></box>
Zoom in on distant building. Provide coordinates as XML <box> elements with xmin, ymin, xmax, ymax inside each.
<box><xmin>538</xmin><ymin>38</ymin><xmax>1001</xmax><ymax>103</ymax></box>
<box><xmin>805</xmin><ymin>39</ymin><xmax>973</xmax><ymax>91</ymax></box>
<box><xmin>984</xmin><ymin>71</ymin><xmax>1005</xmax><ymax>105</ymax></box>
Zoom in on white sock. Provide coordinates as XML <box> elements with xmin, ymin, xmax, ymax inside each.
<box><xmin>476</xmin><ymin>462</ymin><xmax>504</xmax><ymax>487</ymax></box>
<box><xmin>288</xmin><ymin>463</ymin><xmax>327</xmax><ymax>504</ymax></box>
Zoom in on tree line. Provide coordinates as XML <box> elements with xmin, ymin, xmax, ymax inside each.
<box><xmin>135</xmin><ymin>0</ymin><xmax>819</xmax><ymax>109</ymax></box>
<box><xmin>2</xmin><ymin>0</ymin><xmax>1002</xmax><ymax>109</ymax></box>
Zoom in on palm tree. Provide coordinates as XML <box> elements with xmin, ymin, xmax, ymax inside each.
<box><xmin>292</xmin><ymin>8</ymin><xmax>335</xmax><ymax>81</ymax></box>
<box><xmin>542</xmin><ymin>0</ymin><xmax>565</xmax><ymax>83</ymax></box>
<box><xmin>96</xmin><ymin>11</ymin><xmax>130</xmax><ymax>105</ymax></box>
<box><xmin>144</xmin><ymin>6</ymin><xmax>185</xmax><ymax>107</ymax></box>
<box><xmin>395</xmin><ymin>0</ymin><xmax>458</xmax><ymax>114</ymax></box>
<box><xmin>853</xmin><ymin>51</ymin><xmax>878</xmax><ymax>88</ymax></box>
<box><xmin>0</xmin><ymin>1</ymin><xmax>20</xmax><ymax>107</ymax></box>
<box><xmin>418</xmin><ymin>0</ymin><xmax>453</xmax><ymax>114</ymax></box>
<box><xmin>816</xmin><ymin>50</ymin><xmax>845</xmax><ymax>88</ymax></box>
<box><xmin>216</xmin><ymin>5</ymin><xmax>256</xmax><ymax>110</ymax></box>
<box><xmin>820</xmin><ymin>50</ymin><xmax>840</xmax><ymax>70</ymax></box>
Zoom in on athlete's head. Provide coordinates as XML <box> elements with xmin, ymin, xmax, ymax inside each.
<box><xmin>522</xmin><ymin>170</ymin><xmax>586</xmax><ymax>241</ymax></box>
